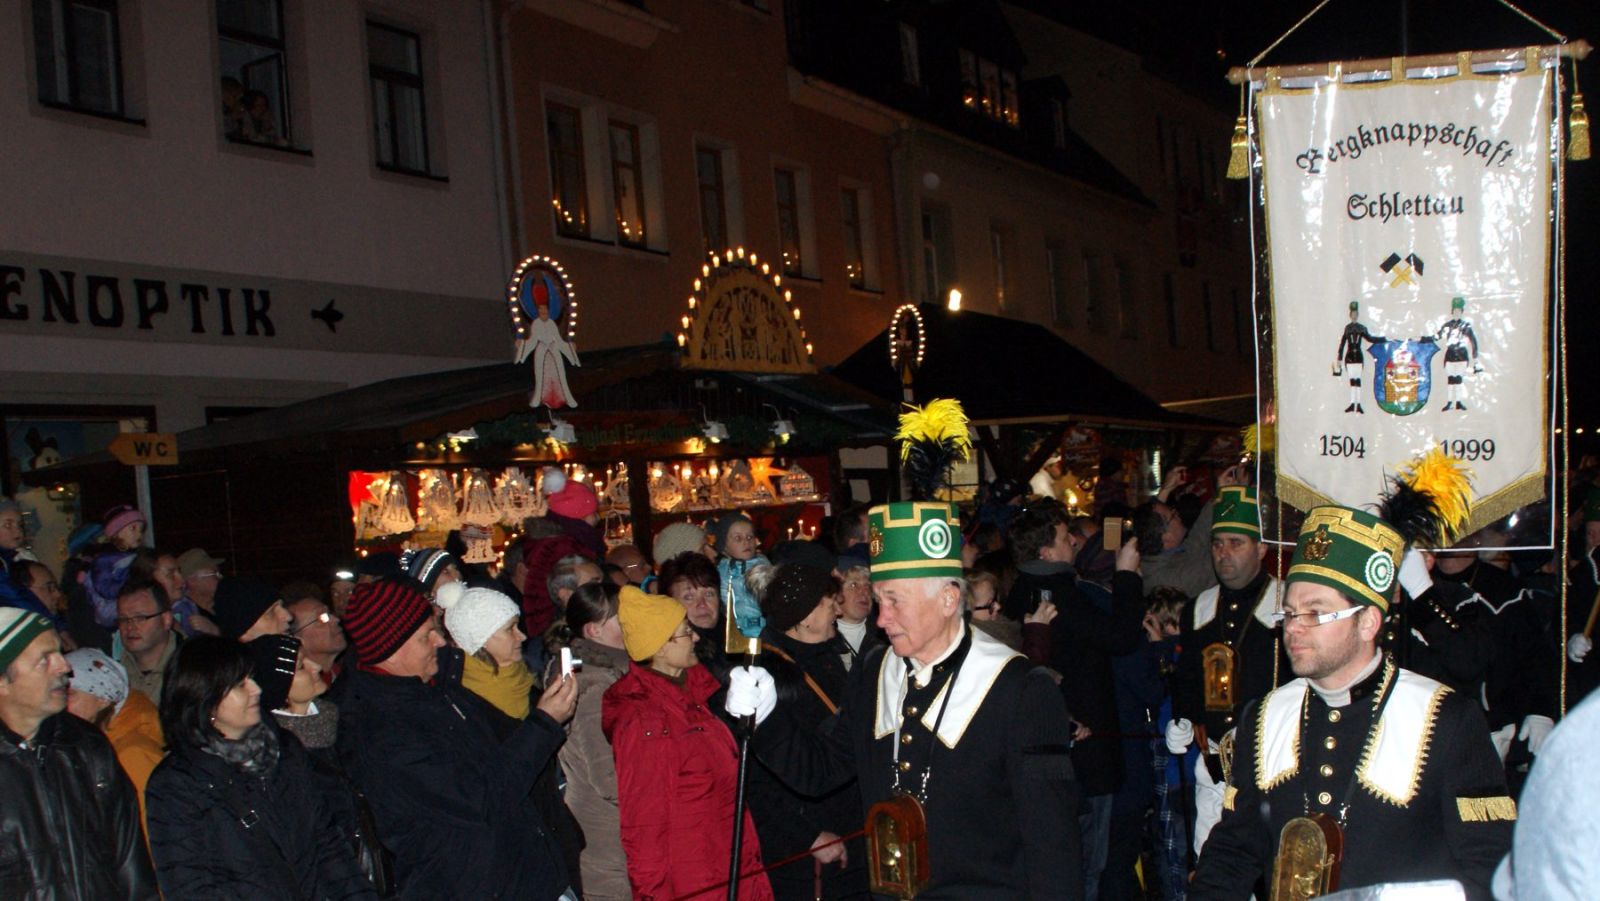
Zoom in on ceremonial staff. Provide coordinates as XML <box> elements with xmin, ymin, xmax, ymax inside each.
<box><xmin>722</xmin><ymin>558</ymin><xmax>763</xmax><ymax>901</ymax></box>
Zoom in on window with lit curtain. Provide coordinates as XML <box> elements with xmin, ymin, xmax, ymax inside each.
<box><xmin>841</xmin><ymin>188</ymin><xmax>866</xmax><ymax>289</ymax></box>
<box><xmin>33</xmin><ymin>0</ymin><xmax>123</xmax><ymax>116</ymax></box>
<box><xmin>218</xmin><ymin>0</ymin><xmax>291</xmax><ymax>146</ymax></box>
<box><xmin>609</xmin><ymin>120</ymin><xmax>645</xmax><ymax>247</ymax></box>
<box><xmin>990</xmin><ymin>227</ymin><xmax>1008</xmax><ymax>310</ymax></box>
<box><xmin>1116</xmin><ymin>259</ymin><xmax>1137</xmax><ymax>338</ymax></box>
<box><xmin>546</xmin><ymin>102</ymin><xmax>588</xmax><ymax>237</ymax></box>
<box><xmin>1047</xmin><ymin>244</ymin><xmax>1070</xmax><ymax>326</ymax></box>
<box><xmin>774</xmin><ymin>168</ymin><xmax>803</xmax><ymax>277</ymax></box>
<box><xmin>367</xmin><ymin>23</ymin><xmax>429</xmax><ymax>174</ymax></box>
<box><xmin>697</xmin><ymin>146</ymin><xmax>727</xmax><ymax>254</ymax></box>
<box><xmin>1082</xmin><ymin>251</ymin><xmax>1105</xmax><ymax>333</ymax></box>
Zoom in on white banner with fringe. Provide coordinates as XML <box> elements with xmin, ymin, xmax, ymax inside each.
<box><xmin>1259</xmin><ymin>56</ymin><xmax>1555</xmax><ymax>532</ymax></box>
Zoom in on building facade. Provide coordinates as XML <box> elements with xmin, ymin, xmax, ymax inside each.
<box><xmin>498</xmin><ymin>0</ymin><xmax>905</xmax><ymax>370</ymax></box>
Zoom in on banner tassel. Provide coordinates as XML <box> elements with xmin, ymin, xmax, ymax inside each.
<box><xmin>1226</xmin><ymin>116</ymin><xmax>1251</xmax><ymax>179</ymax></box>
<box><xmin>1569</xmin><ymin>92</ymin><xmax>1590</xmax><ymax>161</ymax></box>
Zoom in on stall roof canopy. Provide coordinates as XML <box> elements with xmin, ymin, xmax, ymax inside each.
<box><xmin>38</xmin><ymin>344</ymin><xmax>897</xmax><ymax>473</ymax></box>
<box><xmin>830</xmin><ymin>304</ymin><xmax>1222</xmax><ymax>429</ymax></box>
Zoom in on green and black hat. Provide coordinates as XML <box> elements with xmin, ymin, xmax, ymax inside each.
<box><xmin>867</xmin><ymin>502</ymin><xmax>963</xmax><ymax>582</ymax></box>
<box><xmin>1451</xmin><ymin>296</ymin><xmax>1466</xmax><ymax>311</ymax></box>
<box><xmin>1285</xmin><ymin>506</ymin><xmax>1405</xmax><ymax>612</ymax></box>
<box><xmin>1211</xmin><ymin>486</ymin><xmax>1260</xmax><ymax>538</ymax></box>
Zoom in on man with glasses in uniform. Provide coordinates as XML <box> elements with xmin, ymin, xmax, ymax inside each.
<box><xmin>1191</xmin><ymin>503</ymin><xmax>1512</xmax><ymax>898</ymax></box>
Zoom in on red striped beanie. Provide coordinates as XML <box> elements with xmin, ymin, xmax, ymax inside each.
<box><xmin>343</xmin><ymin>577</ymin><xmax>433</xmax><ymax>668</ymax></box>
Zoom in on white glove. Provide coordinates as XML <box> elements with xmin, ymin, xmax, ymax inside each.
<box><xmin>725</xmin><ymin>666</ymin><xmax>777</xmax><ymax>725</ymax></box>
<box><xmin>1519</xmin><ymin>714</ymin><xmax>1554</xmax><ymax>755</ymax></box>
<box><xmin>1398</xmin><ymin>549</ymin><xmax>1433</xmax><ymax>600</ymax></box>
<box><xmin>1489</xmin><ymin>723</ymin><xmax>1516</xmax><ymax>763</ymax></box>
<box><xmin>1165</xmin><ymin>718</ymin><xmax>1194</xmax><ymax>755</ymax></box>
<box><xmin>1569</xmin><ymin>633</ymin><xmax>1593</xmax><ymax>663</ymax></box>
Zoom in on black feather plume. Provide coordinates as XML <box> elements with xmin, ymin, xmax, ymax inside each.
<box><xmin>1377</xmin><ymin>476</ymin><xmax>1446</xmax><ymax>547</ymax></box>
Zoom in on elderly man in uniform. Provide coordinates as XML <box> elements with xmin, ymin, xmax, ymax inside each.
<box><xmin>728</xmin><ymin>501</ymin><xmax>1084</xmax><ymax>899</ymax></box>
<box><xmin>1166</xmin><ymin>486</ymin><xmax>1289</xmax><ymax>853</ymax></box>
<box><xmin>1191</xmin><ymin>504</ymin><xmax>1513</xmax><ymax>899</ymax></box>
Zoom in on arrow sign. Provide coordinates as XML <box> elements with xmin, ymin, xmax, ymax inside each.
<box><xmin>109</xmin><ymin>433</ymin><xmax>179</xmax><ymax>466</ymax></box>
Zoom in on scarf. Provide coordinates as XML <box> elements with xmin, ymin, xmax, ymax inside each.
<box><xmin>202</xmin><ymin>721</ymin><xmax>280</xmax><ymax>776</ymax></box>
<box><xmin>462</xmin><ymin>654</ymin><xmax>534</xmax><ymax>720</ymax></box>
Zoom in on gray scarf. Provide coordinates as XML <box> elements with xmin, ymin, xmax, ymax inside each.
<box><xmin>202</xmin><ymin>721</ymin><xmax>281</xmax><ymax>776</ymax></box>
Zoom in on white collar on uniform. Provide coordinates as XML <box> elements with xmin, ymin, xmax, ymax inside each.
<box><xmin>1255</xmin><ymin>662</ymin><xmax>1451</xmax><ymax>807</ymax></box>
<box><xmin>874</xmin><ymin>624</ymin><xmax>1022</xmax><ymax>748</ymax></box>
<box><xmin>1192</xmin><ymin>576</ymin><xmax>1281</xmax><ymax>631</ymax></box>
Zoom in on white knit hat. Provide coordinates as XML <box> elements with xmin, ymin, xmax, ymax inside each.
<box><xmin>65</xmin><ymin>648</ymin><xmax>130</xmax><ymax>714</ymax></box>
<box><xmin>435</xmin><ymin>582</ymin><xmax>521</xmax><ymax>655</ymax></box>
<box><xmin>652</xmin><ymin>522</ymin><xmax>708</xmax><ymax>565</ymax></box>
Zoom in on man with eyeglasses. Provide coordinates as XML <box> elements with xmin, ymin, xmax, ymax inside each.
<box><xmin>286</xmin><ymin>592</ymin><xmax>348</xmax><ymax>689</ymax></box>
<box><xmin>115</xmin><ymin>579</ymin><xmax>178</xmax><ymax>705</ymax></box>
<box><xmin>1191</xmin><ymin>504</ymin><xmax>1512</xmax><ymax>899</ymax></box>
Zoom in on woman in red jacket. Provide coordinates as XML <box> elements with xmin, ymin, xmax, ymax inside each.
<box><xmin>602</xmin><ymin>586</ymin><xmax>773</xmax><ymax>901</ymax></box>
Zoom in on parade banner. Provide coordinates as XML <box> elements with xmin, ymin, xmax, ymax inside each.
<box><xmin>1260</xmin><ymin>58</ymin><xmax>1555</xmax><ymax>536</ymax></box>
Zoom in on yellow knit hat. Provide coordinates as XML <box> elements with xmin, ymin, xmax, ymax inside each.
<box><xmin>618</xmin><ymin>585</ymin><xmax>688</xmax><ymax>662</ymax></box>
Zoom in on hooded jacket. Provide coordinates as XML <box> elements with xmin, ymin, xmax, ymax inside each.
<box><xmin>0</xmin><ymin>711</ymin><xmax>159</xmax><ymax>900</ymax></box>
<box><xmin>559</xmin><ymin>638</ymin><xmax>631</xmax><ymax>901</ymax></box>
<box><xmin>602</xmin><ymin>663</ymin><xmax>774</xmax><ymax>901</ymax></box>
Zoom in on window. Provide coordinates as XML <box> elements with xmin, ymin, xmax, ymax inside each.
<box><xmin>544</xmin><ymin>103</ymin><xmax>588</xmax><ymax>237</ymax></box>
<box><xmin>33</xmin><ymin>0</ymin><xmax>123</xmax><ymax>116</ymax></box>
<box><xmin>697</xmin><ymin>146</ymin><xmax>728</xmax><ymax>254</ymax></box>
<box><xmin>774</xmin><ymin>169</ymin><xmax>803</xmax><ymax>276</ymax></box>
<box><xmin>1202</xmin><ymin>281</ymin><xmax>1217</xmax><ymax>352</ymax></box>
<box><xmin>979</xmin><ymin>59</ymin><xmax>1000</xmax><ymax>118</ymax></box>
<box><xmin>841</xmin><ymin>188</ymin><xmax>866</xmax><ymax>289</ymax></box>
<box><xmin>1046</xmin><ymin>244</ymin><xmax>1070</xmax><ymax>326</ymax></box>
<box><xmin>1083</xmin><ymin>251</ymin><xmax>1106</xmax><ymax>332</ymax></box>
<box><xmin>218</xmin><ymin>0</ymin><xmax>289</xmax><ymax>146</ymax></box>
<box><xmin>898</xmin><ymin>23</ymin><xmax>920</xmax><ymax>86</ymax></box>
<box><xmin>1163</xmin><ymin>273</ymin><xmax>1179</xmax><ymax>347</ymax></box>
<box><xmin>1115</xmin><ymin>258</ymin><xmax>1137</xmax><ymax>338</ymax></box>
<box><xmin>959</xmin><ymin>50</ymin><xmax>978</xmax><ymax>109</ymax></box>
<box><xmin>367</xmin><ymin>23</ymin><xmax>429</xmax><ymax>174</ymax></box>
<box><xmin>990</xmin><ymin>226</ymin><xmax>1009</xmax><ymax>310</ymax></box>
<box><xmin>1000</xmin><ymin>71</ymin><xmax>1019</xmax><ymax>127</ymax></box>
<box><xmin>607</xmin><ymin>121</ymin><xmax>646</xmax><ymax>247</ymax></box>
<box><xmin>958</xmin><ymin>49</ymin><xmax>1017</xmax><ymax>126</ymax></box>
<box><xmin>1049</xmin><ymin>99</ymin><xmax>1067</xmax><ymax>149</ymax></box>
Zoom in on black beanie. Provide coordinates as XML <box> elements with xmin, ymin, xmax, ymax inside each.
<box><xmin>248</xmin><ymin>635</ymin><xmax>300</xmax><ymax>714</ymax></box>
<box><xmin>214</xmin><ymin>578</ymin><xmax>280</xmax><ymax>640</ymax></box>
<box><xmin>760</xmin><ymin>563</ymin><xmax>835</xmax><ymax>635</ymax></box>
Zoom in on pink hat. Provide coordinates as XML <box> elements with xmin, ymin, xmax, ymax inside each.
<box><xmin>102</xmin><ymin>505</ymin><xmax>146</xmax><ymax>538</ymax></box>
<box><xmin>548</xmin><ymin>480</ymin><xmax>598</xmax><ymax>520</ymax></box>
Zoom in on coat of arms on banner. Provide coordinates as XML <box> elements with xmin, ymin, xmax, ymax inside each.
<box><xmin>1369</xmin><ymin>339</ymin><xmax>1438</xmax><ymax>416</ymax></box>
<box><xmin>1257</xmin><ymin>54</ymin><xmax>1556</xmax><ymax>535</ymax></box>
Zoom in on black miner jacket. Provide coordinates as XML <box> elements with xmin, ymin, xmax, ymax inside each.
<box><xmin>0</xmin><ymin>712</ymin><xmax>159</xmax><ymax>900</ymax></box>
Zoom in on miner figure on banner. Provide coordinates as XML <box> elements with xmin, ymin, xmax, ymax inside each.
<box><xmin>1436</xmin><ymin>296</ymin><xmax>1484</xmax><ymax>412</ymax></box>
<box><xmin>1333</xmin><ymin>301</ymin><xmax>1384</xmax><ymax>414</ymax></box>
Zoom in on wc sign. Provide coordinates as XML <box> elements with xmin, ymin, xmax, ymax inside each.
<box><xmin>108</xmin><ymin>433</ymin><xmax>179</xmax><ymax>466</ymax></box>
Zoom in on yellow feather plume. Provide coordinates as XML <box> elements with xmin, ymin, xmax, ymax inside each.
<box><xmin>895</xmin><ymin>398</ymin><xmax>972</xmax><ymax>463</ymax></box>
<box><xmin>1400</xmin><ymin>447</ymin><xmax>1474</xmax><ymax>541</ymax></box>
<box><xmin>1241</xmin><ymin>422</ymin><xmax>1275</xmax><ymax>457</ymax></box>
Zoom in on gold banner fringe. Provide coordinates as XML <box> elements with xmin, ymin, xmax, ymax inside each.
<box><xmin>1275</xmin><ymin>471</ymin><xmax>1548</xmax><ymax>541</ymax></box>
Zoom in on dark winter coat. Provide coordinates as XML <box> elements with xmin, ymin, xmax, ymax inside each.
<box><xmin>338</xmin><ymin>667</ymin><xmax>569</xmax><ymax>900</ymax></box>
<box><xmin>0</xmin><ymin>712</ymin><xmax>159</xmax><ymax>900</ymax></box>
<box><xmin>602</xmin><ymin>663</ymin><xmax>774</xmax><ymax>901</ymax></box>
<box><xmin>145</xmin><ymin>727</ymin><xmax>375</xmax><ymax>900</ymax></box>
<box><xmin>1009</xmin><ymin>564</ymin><xmax>1145</xmax><ymax>797</ymax></box>
<box><xmin>749</xmin><ymin>630</ymin><xmax>868</xmax><ymax>900</ymax></box>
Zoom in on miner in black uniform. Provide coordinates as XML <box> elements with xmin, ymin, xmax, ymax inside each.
<box><xmin>726</xmin><ymin>502</ymin><xmax>1084</xmax><ymax>900</ymax></box>
<box><xmin>1192</xmin><ymin>491</ymin><xmax>1513</xmax><ymax>899</ymax></box>
<box><xmin>1435</xmin><ymin>296</ymin><xmax>1483</xmax><ymax>411</ymax></box>
<box><xmin>1165</xmin><ymin>486</ymin><xmax>1290</xmax><ymax>853</ymax></box>
<box><xmin>1334</xmin><ymin>300</ymin><xmax>1384</xmax><ymax>414</ymax></box>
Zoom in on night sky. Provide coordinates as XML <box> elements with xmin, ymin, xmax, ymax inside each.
<box><xmin>1039</xmin><ymin>0</ymin><xmax>1600</xmax><ymax>442</ymax></box>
